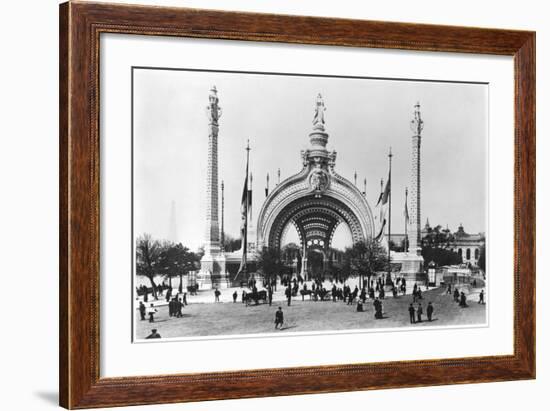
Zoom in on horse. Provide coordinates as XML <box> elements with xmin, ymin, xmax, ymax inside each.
<box><xmin>300</xmin><ymin>289</ymin><xmax>313</xmax><ymax>301</ymax></box>
<box><xmin>243</xmin><ymin>290</ymin><xmax>268</xmax><ymax>306</ymax></box>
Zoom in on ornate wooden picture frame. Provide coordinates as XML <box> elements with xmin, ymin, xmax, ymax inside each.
<box><xmin>59</xmin><ymin>1</ymin><xmax>535</xmax><ymax>408</ymax></box>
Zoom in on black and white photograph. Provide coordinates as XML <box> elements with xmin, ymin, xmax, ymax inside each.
<box><xmin>133</xmin><ymin>68</ymin><xmax>488</xmax><ymax>341</ymax></box>
<box><xmin>2</xmin><ymin>0</ymin><xmax>543</xmax><ymax>409</ymax></box>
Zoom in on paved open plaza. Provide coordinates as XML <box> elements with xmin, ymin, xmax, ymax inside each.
<box><xmin>135</xmin><ymin>283</ymin><xmax>486</xmax><ymax>339</ymax></box>
<box><xmin>134</xmin><ymin>85</ymin><xmax>488</xmax><ymax>341</ymax></box>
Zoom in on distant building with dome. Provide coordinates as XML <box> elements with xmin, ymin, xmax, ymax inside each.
<box><xmin>450</xmin><ymin>224</ymin><xmax>485</xmax><ymax>267</ymax></box>
<box><xmin>390</xmin><ymin>220</ymin><xmax>485</xmax><ymax>269</ymax></box>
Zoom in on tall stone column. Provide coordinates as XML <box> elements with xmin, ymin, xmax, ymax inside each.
<box><xmin>409</xmin><ymin>102</ymin><xmax>423</xmax><ymax>256</ymax></box>
<box><xmin>198</xmin><ymin>86</ymin><xmax>228</xmax><ymax>289</ymax></box>
<box><xmin>399</xmin><ymin>102</ymin><xmax>426</xmax><ymax>283</ymax></box>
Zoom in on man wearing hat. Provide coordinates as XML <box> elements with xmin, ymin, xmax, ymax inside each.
<box><xmin>145</xmin><ymin>329</ymin><xmax>161</xmax><ymax>339</ymax></box>
<box><xmin>274</xmin><ymin>307</ymin><xmax>284</xmax><ymax>330</ymax></box>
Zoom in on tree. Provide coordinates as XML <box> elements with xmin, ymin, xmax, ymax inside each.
<box><xmin>256</xmin><ymin>246</ymin><xmax>284</xmax><ymax>285</ymax></box>
<box><xmin>136</xmin><ymin>234</ymin><xmax>162</xmax><ymax>300</ymax></box>
<box><xmin>422</xmin><ymin>224</ymin><xmax>454</xmax><ymax>249</ymax></box>
<box><xmin>158</xmin><ymin>242</ymin><xmax>199</xmax><ymax>293</ymax></box>
<box><xmin>420</xmin><ymin>223</ymin><xmax>462</xmax><ymax>267</ymax></box>
<box><xmin>421</xmin><ymin>246</ymin><xmax>462</xmax><ymax>267</ymax></box>
<box><xmin>343</xmin><ymin>240</ymin><xmax>388</xmax><ymax>289</ymax></box>
<box><xmin>223</xmin><ymin>234</ymin><xmax>242</xmax><ymax>252</ymax></box>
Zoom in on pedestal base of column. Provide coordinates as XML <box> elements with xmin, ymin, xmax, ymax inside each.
<box><xmin>198</xmin><ymin>253</ymin><xmax>227</xmax><ymax>290</ymax></box>
<box><xmin>391</xmin><ymin>251</ymin><xmax>426</xmax><ymax>283</ymax></box>
<box><xmin>197</xmin><ymin>273</ymin><xmax>231</xmax><ymax>290</ymax></box>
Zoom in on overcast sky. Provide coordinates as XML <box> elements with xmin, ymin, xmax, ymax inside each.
<box><xmin>133</xmin><ymin>68</ymin><xmax>487</xmax><ymax>251</ymax></box>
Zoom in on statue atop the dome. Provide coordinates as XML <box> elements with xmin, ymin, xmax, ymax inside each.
<box><xmin>312</xmin><ymin>93</ymin><xmax>326</xmax><ymax>129</ymax></box>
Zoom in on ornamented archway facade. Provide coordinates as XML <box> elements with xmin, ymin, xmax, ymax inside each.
<box><xmin>256</xmin><ymin>94</ymin><xmax>375</xmax><ymax>276</ymax></box>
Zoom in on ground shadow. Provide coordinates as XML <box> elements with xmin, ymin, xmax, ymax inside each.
<box><xmin>34</xmin><ymin>391</ymin><xmax>58</xmax><ymax>405</ymax></box>
<box><xmin>415</xmin><ymin>318</ymin><xmax>439</xmax><ymax>324</ymax></box>
<box><xmin>279</xmin><ymin>325</ymin><xmax>298</xmax><ymax>331</ymax></box>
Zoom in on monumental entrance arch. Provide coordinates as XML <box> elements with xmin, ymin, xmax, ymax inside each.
<box><xmin>256</xmin><ymin>94</ymin><xmax>375</xmax><ymax>277</ymax></box>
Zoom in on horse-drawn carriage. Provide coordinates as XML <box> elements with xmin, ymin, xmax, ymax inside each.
<box><xmin>299</xmin><ymin>288</ymin><xmax>332</xmax><ymax>301</ymax></box>
<box><xmin>242</xmin><ymin>289</ymin><xmax>268</xmax><ymax>306</ymax></box>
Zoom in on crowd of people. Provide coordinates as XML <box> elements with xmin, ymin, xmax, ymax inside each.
<box><xmin>137</xmin><ymin>273</ymin><xmax>487</xmax><ymax>339</ymax></box>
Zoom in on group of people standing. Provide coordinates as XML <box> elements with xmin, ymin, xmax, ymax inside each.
<box><xmin>447</xmin><ymin>283</ymin><xmax>474</xmax><ymax>308</ymax></box>
<box><xmin>408</xmin><ymin>301</ymin><xmax>434</xmax><ymax>323</ymax></box>
<box><xmin>168</xmin><ymin>296</ymin><xmax>187</xmax><ymax>317</ymax></box>
<box><xmin>138</xmin><ymin>289</ymin><xmax>188</xmax><ymax>323</ymax></box>
<box><xmin>138</xmin><ymin>301</ymin><xmax>158</xmax><ymax>322</ymax></box>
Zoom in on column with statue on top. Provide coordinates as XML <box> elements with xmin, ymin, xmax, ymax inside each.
<box><xmin>197</xmin><ymin>86</ymin><xmax>228</xmax><ymax>290</ymax></box>
<box><xmin>399</xmin><ymin>102</ymin><xmax>426</xmax><ymax>282</ymax></box>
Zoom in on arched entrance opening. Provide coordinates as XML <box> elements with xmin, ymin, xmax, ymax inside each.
<box><xmin>307</xmin><ymin>248</ymin><xmax>325</xmax><ymax>279</ymax></box>
<box><xmin>263</xmin><ymin>194</ymin><xmax>369</xmax><ymax>279</ymax></box>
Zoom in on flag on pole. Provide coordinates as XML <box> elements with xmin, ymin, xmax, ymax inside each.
<box><xmin>404</xmin><ymin>195</ymin><xmax>409</xmax><ymax>224</ymax></box>
<box><xmin>376</xmin><ymin>173</ymin><xmax>391</xmax><ymax>207</ymax></box>
<box><xmin>237</xmin><ymin>172</ymin><xmax>248</xmax><ymax>275</ymax></box>
<box><xmin>237</xmin><ymin>145</ymin><xmax>251</xmax><ymax>276</ymax></box>
<box><xmin>375</xmin><ymin>218</ymin><xmax>387</xmax><ymax>241</ymax></box>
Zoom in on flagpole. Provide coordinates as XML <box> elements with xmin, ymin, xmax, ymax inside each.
<box><xmin>243</xmin><ymin>140</ymin><xmax>250</xmax><ymax>281</ymax></box>
<box><xmin>405</xmin><ymin>187</ymin><xmax>408</xmax><ymax>253</ymax></box>
<box><xmin>387</xmin><ymin>147</ymin><xmax>393</xmax><ymax>282</ymax></box>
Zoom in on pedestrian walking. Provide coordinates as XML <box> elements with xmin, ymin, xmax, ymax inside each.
<box><xmin>285</xmin><ymin>286</ymin><xmax>292</xmax><ymax>306</ymax></box>
<box><xmin>147</xmin><ymin>304</ymin><xmax>157</xmax><ymax>323</ymax></box>
<box><xmin>168</xmin><ymin>297</ymin><xmax>175</xmax><ymax>317</ymax></box>
<box><xmin>176</xmin><ymin>298</ymin><xmax>184</xmax><ymax>318</ymax></box>
<box><xmin>427</xmin><ymin>302</ymin><xmax>434</xmax><ymax>321</ymax></box>
<box><xmin>214</xmin><ymin>288</ymin><xmax>221</xmax><ymax>302</ymax></box>
<box><xmin>232</xmin><ymin>290</ymin><xmax>238</xmax><ymax>303</ymax></box>
<box><xmin>274</xmin><ymin>307</ymin><xmax>284</xmax><ymax>330</ymax></box>
<box><xmin>139</xmin><ymin>301</ymin><xmax>146</xmax><ymax>321</ymax></box>
<box><xmin>459</xmin><ymin>291</ymin><xmax>468</xmax><ymax>307</ymax></box>
<box><xmin>478</xmin><ymin>289</ymin><xmax>485</xmax><ymax>304</ymax></box>
<box><xmin>408</xmin><ymin>303</ymin><xmax>415</xmax><ymax>324</ymax></box>
<box><xmin>416</xmin><ymin>303</ymin><xmax>423</xmax><ymax>323</ymax></box>
<box><xmin>373</xmin><ymin>298</ymin><xmax>383</xmax><ymax>319</ymax></box>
